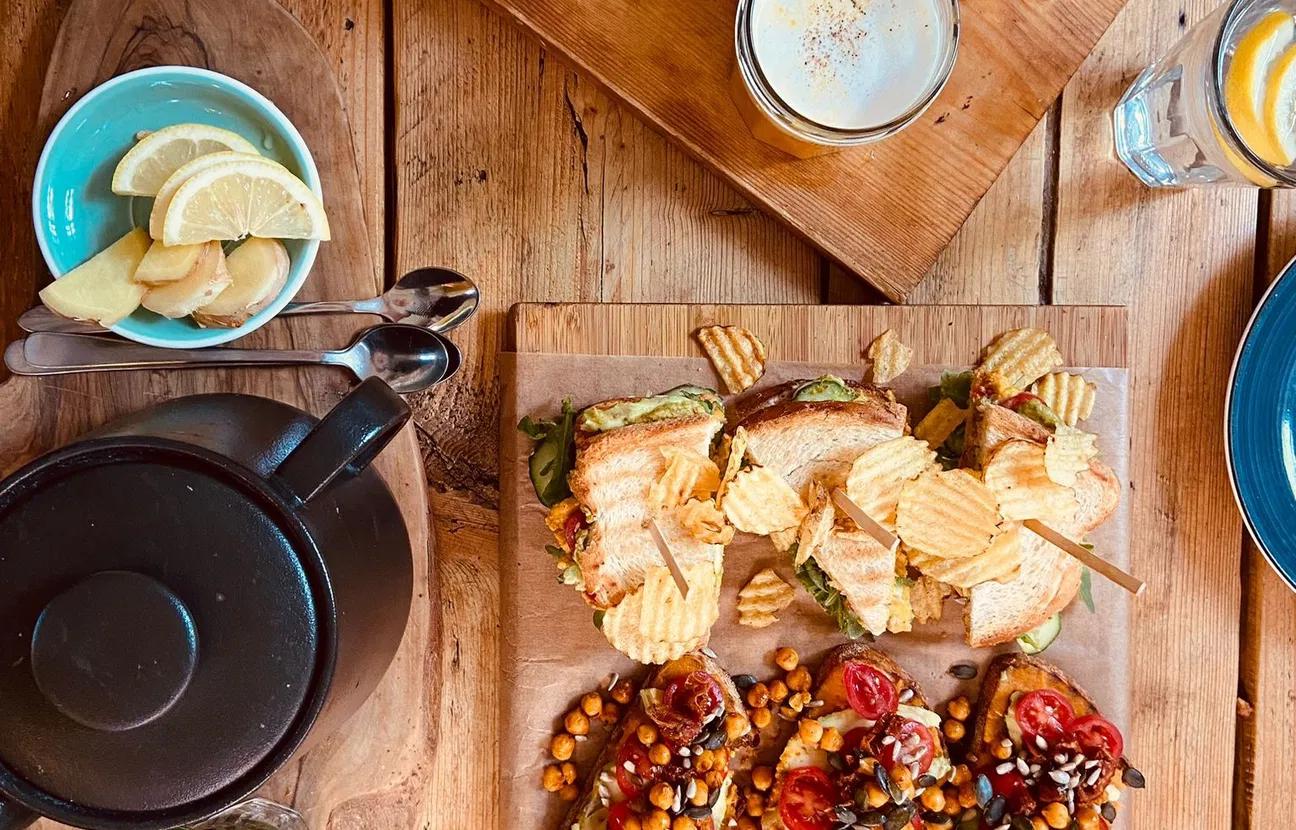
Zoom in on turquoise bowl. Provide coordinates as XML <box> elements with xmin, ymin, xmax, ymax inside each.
<box><xmin>32</xmin><ymin>66</ymin><xmax>321</xmax><ymax>348</ymax></box>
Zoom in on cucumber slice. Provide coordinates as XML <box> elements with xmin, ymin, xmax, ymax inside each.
<box><xmin>1017</xmin><ymin>613</ymin><xmax>1062</xmax><ymax>655</ymax></box>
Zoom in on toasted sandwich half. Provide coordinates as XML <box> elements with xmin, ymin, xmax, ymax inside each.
<box><xmin>735</xmin><ymin>377</ymin><xmax>908</xmax><ymax>636</ymax></box>
<box><xmin>763</xmin><ymin>643</ymin><xmax>951</xmax><ymax>830</ymax></box>
<box><xmin>961</xmin><ymin>402</ymin><xmax>1120</xmax><ymax>647</ymax></box>
<box><xmin>563</xmin><ymin>651</ymin><xmax>753</xmax><ymax>830</ymax></box>
<box><xmin>547</xmin><ymin>385</ymin><xmax>727</xmax><ymax>609</ymax></box>
<box><xmin>967</xmin><ymin>654</ymin><xmax>1136</xmax><ymax>827</ymax></box>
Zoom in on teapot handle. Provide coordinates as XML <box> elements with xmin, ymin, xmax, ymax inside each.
<box><xmin>0</xmin><ymin>798</ymin><xmax>36</xmax><ymax>830</ymax></box>
<box><xmin>273</xmin><ymin>378</ymin><xmax>411</xmax><ymax>503</ymax></box>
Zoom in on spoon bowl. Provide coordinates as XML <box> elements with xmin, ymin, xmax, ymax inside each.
<box><xmin>334</xmin><ymin>324</ymin><xmax>462</xmax><ymax>393</ymax></box>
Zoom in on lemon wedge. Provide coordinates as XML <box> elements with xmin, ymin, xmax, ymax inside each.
<box><xmin>111</xmin><ymin>123</ymin><xmax>260</xmax><ymax>197</ymax></box>
<box><xmin>1265</xmin><ymin>44</ymin><xmax>1296</xmax><ymax>165</ymax></box>
<box><xmin>149</xmin><ymin>151</ymin><xmax>277</xmax><ymax>239</ymax></box>
<box><xmin>159</xmin><ymin>157</ymin><xmax>331</xmax><ymax>245</ymax></box>
<box><xmin>1224</xmin><ymin>11</ymin><xmax>1294</xmax><ymax>166</ymax></box>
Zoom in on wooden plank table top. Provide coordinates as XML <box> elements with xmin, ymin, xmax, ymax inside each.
<box><xmin>0</xmin><ymin>0</ymin><xmax>1283</xmax><ymax>828</ymax></box>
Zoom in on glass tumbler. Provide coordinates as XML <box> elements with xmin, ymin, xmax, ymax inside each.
<box><xmin>182</xmin><ymin>798</ymin><xmax>307</xmax><ymax>830</ymax></box>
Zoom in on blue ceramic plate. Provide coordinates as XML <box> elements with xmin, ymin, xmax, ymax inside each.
<box><xmin>32</xmin><ymin>66</ymin><xmax>321</xmax><ymax>348</ymax></box>
<box><xmin>1228</xmin><ymin>259</ymin><xmax>1296</xmax><ymax>590</ymax></box>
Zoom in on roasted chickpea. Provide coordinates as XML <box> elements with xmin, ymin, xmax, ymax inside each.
<box><xmin>786</xmin><ymin>666</ymin><xmax>812</xmax><ymax>692</ymax></box>
<box><xmin>1042</xmin><ymin>803</ymin><xmax>1070</xmax><ymax>829</ymax></box>
<box><xmin>601</xmin><ymin>701</ymin><xmax>621</xmax><ymax>725</ymax></box>
<box><xmin>551</xmin><ymin>733</ymin><xmax>576</xmax><ymax>761</ymax></box>
<box><xmin>752</xmin><ymin>765</ymin><xmax>774</xmax><ymax>791</ymax></box>
<box><xmin>564</xmin><ymin>710</ymin><xmax>590</xmax><ymax>736</ymax></box>
<box><xmin>558</xmin><ymin>783</ymin><xmax>579</xmax><ymax>801</ymax></box>
<box><xmin>725</xmin><ymin>712</ymin><xmax>750</xmax><ymax>742</ymax></box>
<box><xmin>1075</xmin><ymin>805</ymin><xmax>1102</xmax><ymax>830</ymax></box>
<box><xmin>991</xmin><ymin>741</ymin><xmax>1013</xmax><ymax>760</ymax></box>
<box><xmin>579</xmin><ymin>692</ymin><xmax>603</xmax><ymax>718</ymax></box>
<box><xmin>638</xmin><ymin>723</ymin><xmax>659</xmax><ymax>746</ymax></box>
<box><xmin>541</xmin><ymin>764</ymin><xmax>564</xmax><ymax>792</ymax></box>
<box><xmin>695</xmin><ymin>749</ymin><xmax>715</xmax><ymax>772</ymax></box>
<box><xmin>649</xmin><ymin>743</ymin><xmax>672</xmax><ymax>766</ymax></box>
<box><xmin>946</xmin><ymin>696</ymin><xmax>971</xmax><ymax>721</ymax></box>
<box><xmin>920</xmin><ymin>786</ymin><xmax>946</xmax><ymax>812</ymax></box>
<box><xmin>560</xmin><ymin>762</ymin><xmax>577</xmax><ymax>784</ymax></box>
<box><xmin>736</xmin><ymin>818</ymin><xmax>758</xmax><ymax>830</ymax></box>
<box><xmin>950</xmin><ymin>764</ymin><xmax>972</xmax><ymax>786</ymax></box>
<box><xmin>672</xmin><ymin>816</ymin><xmax>697</xmax><ymax>830</ymax></box>
<box><xmin>942</xmin><ymin>719</ymin><xmax>966</xmax><ymax>742</ymax></box>
<box><xmin>623</xmin><ymin>816</ymin><xmax>643</xmax><ymax>830</ymax></box>
<box><xmin>611</xmin><ymin>679</ymin><xmax>635</xmax><ymax>705</ymax></box>
<box><xmin>942</xmin><ymin>788</ymin><xmax>962</xmax><ymax>815</ymax></box>
<box><xmin>746</xmin><ymin>682</ymin><xmax>770</xmax><ymax>709</ymax></box>
<box><xmin>798</xmin><ymin>718</ymin><xmax>824</xmax><ymax>745</ymax></box>
<box><xmin>768</xmin><ymin>679</ymin><xmax>789</xmax><ymax>703</ymax></box>
<box><xmin>890</xmin><ymin>766</ymin><xmax>915</xmax><ymax>799</ymax></box>
<box><xmin>864</xmin><ymin>782</ymin><xmax>888</xmax><ymax>808</ymax></box>
<box><xmin>649</xmin><ymin>782</ymin><xmax>675</xmax><ymax>811</ymax></box>
<box><xmin>745</xmin><ymin>792</ymin><xmax>765</xmax><ymax>817</ymax></box>
<box><xmin>705</xmin><ymin>769</ymin><xmax>725</xmax><ymax>790</ymax></box>
<box><xmin>774</xmin><ymin>647</ymin><xmax>799</xmax><ymax>671</ymax></box>
<box><xmin>1031</xmin><ymin>818</ymin><xmax>1048</xmax><ymax>830</ymax></box>
<box><xmin>690</xmin><ymin>780</ymin><xmax>710</xmax><ymax>806</ymax></box>
<box><xmin>751</xmin><ymin>706</ymin><xmax>773</xmax><ymax>729</ymax></box>
<box><xmin>819</xmin><ymin>727</ymin><xmax>844</xmax><ymax>753</ymax></box>
<box><xmin>956</xmin><ymin>781</ymin><xmax>977</xmax><ymax>808</ymax></box>
<box><xmin>787</xmin><ymin>691</ymin><xmax>810</xmax><ymax>713</ymax></box>
<box><xmin>644</xmin><ymin>810</ymin><xmax>670</xmax><ymax>830</ymax></box>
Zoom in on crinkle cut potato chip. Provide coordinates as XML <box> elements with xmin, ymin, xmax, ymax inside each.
<box><xmin>844</xmin><ymin>436</ymin><xmax>937</xmax><ymax>529</ymax></box>
<box><xmin>895</xmin><ymin>469</ymin><xmax>999</xmax><ymax>560</ymax></box>
<box><xmin>909</xmin><ymin>522</ymin><xmax>1023</xmax><ymax>588</ymax></box>
<box><xmin>1044</xmin><ymin>425</ymin><xmax>1099</xmax><ymax>487</ymax></box>
<box><xmin>977</xmin><ymin>327</ymin><xmax>1063</xmax><ymax>390</ymax></box>
<box><xmin>868</xmin><ymin>328</ymin><xmax>913</xmax><ymax>385</ymax></box>
<box><xmin>795</xmin><ymin>482</ymin><xmax>835</xmax><ymax>565</ymax></box>
<box><xmin>1031</xmin><ymin>372</ymin><xmax>1097</xmax><ymax>426</ymax></box>
<box><xmin>913</xmin><ymin>398</ymin><xmax>968</xmax><ymax>449</ymax></box>
<box><xmin>737</xmin><ymin>567</ymin><xmax>796</xmax><ymax>628</ymax></box>
<box><xmin>721</xmin><ymin>466</ymin><xmax>807</xmax><ymax>535</ymax></box>
<box><xmin>983</xmin><ymin>439</ymin><xmax>1079</xmax><ymax>525</ymax></box>
<box><xmin>649</xmin><ymin>447</ymin><xmax>720</xmax><ymax>510</ymax></box>
<box><xmin>601</xmin><ymin>556</ymin><xmax>722</xmax><ymax>664</ymax></box>
<box><xmin>676</xmin><ymin>498</ymin><xmax>734</xmax><ymax>545</ymax></box>
<box><xmin>718</xmin><ymin>426</ymin><xmax>749</xmax><ymax>498</ymax></box>
<box><xmin>695</xmin><ymin>324</ymin><xmax>767</xmax><ymax>394</ymax></box>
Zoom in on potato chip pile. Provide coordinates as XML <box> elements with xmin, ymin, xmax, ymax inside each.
<box><xmin>601</xmin><ymin>556</ymin><xmax>723</xmax><ymax>663</ymax></box>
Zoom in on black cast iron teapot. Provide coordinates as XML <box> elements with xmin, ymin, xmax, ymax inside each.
<box><xmin>0</xmin><ymin>378</ymin><xmax>415</xmax><ymax>829</ymax></box>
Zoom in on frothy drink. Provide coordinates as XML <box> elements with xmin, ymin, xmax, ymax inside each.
<box><xmin>732</xmin><ymin>0</ymin><xmax>957</xmax><ymax>154</ymax></box>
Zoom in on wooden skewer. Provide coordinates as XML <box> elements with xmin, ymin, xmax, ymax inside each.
<box><xmin>831</xmin><ymin>489</ymin><xmax>900</xmax><ymax>553</ymax></box>
<box><xmin>1023</xmin><ymin>518</ymin><xmax>1146</xmax><ymax>596</ymax></box>
<box><xmin>647</xmin><ymin>517</ymin><xmax>690</xmax><ymax>599</ymax></box>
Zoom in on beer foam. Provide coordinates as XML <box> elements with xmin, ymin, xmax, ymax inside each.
<box><xmin>751</xmin><ymin>0</ymin><xmax>950</xmax><ymax>130</ymax></box>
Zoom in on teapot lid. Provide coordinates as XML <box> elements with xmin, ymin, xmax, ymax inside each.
<box><xmin>0</xmin><ymin>439</ymin><xmax>328</xmax><ymax>823</ymax></box>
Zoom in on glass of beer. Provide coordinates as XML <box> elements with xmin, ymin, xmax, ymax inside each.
<box><xmin>731</xmin><ymin>0</ymin><xmax>960</xmax><ymax>158</ymax></box>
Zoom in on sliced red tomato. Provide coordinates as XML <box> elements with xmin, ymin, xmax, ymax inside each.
<box><xmin>1001</xmin><ymin>391</ymin><xmax>1043</xmax><ymax>411</ymax></box>
<box><xmin>614</xmin><ymin>739</ymin><xmax>658</xmax><ymax>800</ymax></box>
<box><xmin>876</xmin><ymin>718</ymin><xmax>935</xmax><ymax>775</ymax></box>
<box><xmin>842</xmin><ymin>662</ymin><xmax>899</xmax><ymax>720</ymax></box>
<box><xmin>778</xmin><ymin>767</ymin><xmax>838</xmax><ymax>830</ymax></box>
<box><xmin>1014</xmin><ymin>689</ymin><xmax>1075</xmax><ymax>746</ymax></box>
<box><xmin>1069</xmin><ymin>714</ymin><xmax>1124</xmax><ymax>759</ymax></box>
<box><xmin>562</xmin><ymin>510</ymin><xmax>587</xmax><ymax>551</ymax></box>
<box><xmin>983</xmin><ymin>765</ymin><xmax>1031</xmax><ymax>812</ymax></box>
<box><xmin>607</xmin><ymin>801</ymin><xmax>635</xmax><ymax>830</ymax></box>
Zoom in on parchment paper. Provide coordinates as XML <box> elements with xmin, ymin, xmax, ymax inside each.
<box><xmin>500</xmin><ymin>354</ymin><xmax>1130</xmax><ymax>829</ymax></box>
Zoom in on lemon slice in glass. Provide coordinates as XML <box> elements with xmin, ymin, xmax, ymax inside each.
<box><xmin>160</xmin><ymin>157</ymin><xmax>331</xmax><ymax>245</ymax></box>
<box><xmin>111</xmin><ymin>123</ymin><xmax>260</xmax><ymax>197</ymax></box>
<box><xmin>1224</xmin><ymin>10</ymin><xmax>1294</xmax><ymax>167</ymax></box>
<box><xmin>1265</xmin><ymin>44</ymin><xmax>1296</xmax><ymax>166</ymax></box>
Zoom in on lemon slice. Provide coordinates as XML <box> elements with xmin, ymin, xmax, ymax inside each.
<box><xmin>111</xmin><ymin>123</ymin><xmax>260</xmax><ymax>197</ymax></box>
<box><xmin>160</xmin><ymin>157</ymin><xmax>331</xmax><ymax>245</ymax></box>
<box><xmin>149</xmin><ymin>151</ymin><xmax>276</xmax><ymax>239</ymax></box>
<box><xmin>1265</xmin><ymin>44</ymin><xmax>1296</xmax><ymax>165</ymax></box>
<box><xmin>1225</xmin><ymin>11</ymin><xmax>1294</xmax><ymax>165</ymax></box>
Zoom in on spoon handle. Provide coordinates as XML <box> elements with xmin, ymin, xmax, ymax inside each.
<box><xmin>279</xmin><ymin>297</ymin><xmax>385</xmax><ymax>317</ymax></box>
<box><xmin>19</xmin><ymin>332</ymin><xmax>328</xmax><ymax>372</ymax></box>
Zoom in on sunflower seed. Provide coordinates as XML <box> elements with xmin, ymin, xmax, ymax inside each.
<box><xmin>623</xmin><ymin>761</ymin><xmax>635</xmax><ymax>773</ymax></box>
<box><xmin>1015</xmin><ymin>758</ymin><xmax>1029</xmax><ymax>775</ymax></box>
<box><xmin>1035</xmin><ymin>734</ymin><xmax>1049</xmax><ymax>750</ymax></box>
<box><xmin>673</xmin><ymin>787</ymin><xmax>683</xmax><ymax>813</ymax></box>
<box><xmin>1123</xmin><ymin>767</ymin><xmax>1146</xmax><ymax>788</ymax></box>
<box><xmin>899</xmin><ymin>688</ymin><xmax>914</xmax><ymax>703</ymax></box>
<box><xmin>809</xmin><ymin>699</ymin><xmax>825</xmax><ymax>707</ymax></box>
<box><xmin>574</xmin><ymin>734</ymin><xmax>588</xmax><ymax>742</ymax></box>
<box><xmin>1086</xmin><ymin>768</ymin><xmax>1102</xmax><ymax>786</ymax></box>
<box><xmin>607</xmin><ymin>673</ymin><xmax>619</xmax><ymax>691</ymax></box>
<box><xmin>881</xmin><ymin>735</ymin><xmax>896</xmax><ymax>746</ymax></box>
<box><xmin>1053</xmin><ymin>754</ymin><xmax>1068</xmax><ymax>765</ymax></box>
<box><xmin>1084</xmin><ymin>759</ymin><xmax>1101</xmax><ymax>769</ymax></box>
<box><xmin>686</xmin><ymin>780</ymin><xmax>697</xmax><ymax>800</ymax></box>
<box><xmin>679</xmin><ymin>746</ymin><xmax>692</xmax><ymax>757</ymax></box>
<box><xmin>995</xmin><ymin>762</ymin><xmax>1014</xmax><ymax>775</ymax></box>
<box><xmin>701</xmin><ymin>646</ymin><xmax>718</xmax><ymax>659</ymax></box>
<box><xmin>1048</xmin><ymin>770</ymin><xmax>1070</xmax><ymax>785</ymax></box>
<box><xmin>682</xmin><ymin>758</ymin><xmax>691</xmax><ymax>769</ymax></box>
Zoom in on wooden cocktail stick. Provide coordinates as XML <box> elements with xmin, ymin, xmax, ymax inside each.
<box><xmin>647</xmin><ymin>517</ymin><xmax>690</xmax><ymax>599</ymax></box>
<box><xmin>831</xmin><ymin>489</ymin><xmax>900</xmax><ymax>553</ymax></box>
<box><xmin>1023</xmin><ymin>518</ymin><xmax>1146</xmax><ymax>596</ymax></box>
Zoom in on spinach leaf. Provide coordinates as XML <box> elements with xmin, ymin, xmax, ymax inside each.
<box><xmin>928</xmin><ymin>370</ymin><xmax>974</xmax><ymax>408</ymax></box>
<box><xmin>794</xmin><ymin>548</ymin><xmax>868</xmax><ymax>640</ymax></box>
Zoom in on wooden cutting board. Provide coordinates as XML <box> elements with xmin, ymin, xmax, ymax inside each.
<box><xmin>0</xmin><ymin>1</ymin><xmax>439</xmax><ymax>827</ymax></box>
<box><xmin>487</xmin><ymin>0</ymin><xmax>1127</xmax><ymax>301</ymax></box>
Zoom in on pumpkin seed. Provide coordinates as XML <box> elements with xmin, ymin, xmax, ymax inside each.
<box><xmin>1122</xmin><ymin>767</ymin><xmax>1146</xmax><ymax>788</ymax></box>
<box><xmin>973</xmin><ymin>774</ymin><xmax>993</xmax><ymax>808</ymax></box>
<box><xmin>733</xmin><ymin>674</ymin><xmax>757</xmax><ymax>690</ymax></box>
<box><xmin>948</xmin><ymin>662</ymin><xmax>979</xmax><ymax>680</ymax></box>
<box><xmin>1100</xmin><ymin>803</ymin><xmax>1117</xmax><ymax>822</ymax></box>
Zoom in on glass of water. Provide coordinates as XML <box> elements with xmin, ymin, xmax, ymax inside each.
<box><xmin>1114</xmin><ymin>0</ymin><xmax>1296</xmax><ymax>187</ymax></box>
<box><xmin>183</xmin><ymin>799</ymin><xmax>307</xmax><ymax>830</ymax></box>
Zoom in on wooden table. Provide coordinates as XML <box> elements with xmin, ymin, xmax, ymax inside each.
<box><xmin>0</xmin><ymin>0</ymin><xmax>1286</xmax><ymax>828</ymax></box>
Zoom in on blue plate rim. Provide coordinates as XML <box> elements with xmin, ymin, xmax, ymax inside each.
<box><xmin>1226</xmin><ymin>253</ymin><xmax>1296</xmax><ymax>592</ymax></box>
<box><xmin>30</xmin><ymin>65</ymin><xmax>322</xmax><ymax>349</ymax></box>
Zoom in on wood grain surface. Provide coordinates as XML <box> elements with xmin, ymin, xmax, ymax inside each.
<box><xmin>480</xmin><ymin>0</ymin><xmax>1127</xmax><ymax>300</ymax></box>
<box><xmin>0</xmin><ymin>0</ymin><xmax>1290</xmax><ymax>827</ymax></box>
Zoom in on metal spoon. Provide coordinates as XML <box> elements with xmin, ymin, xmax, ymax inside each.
<box><xmin>18</xmin><ymin>266</ymin><xmax>481</xmax><ymax>335</ymax></box>
<box><xmin>6</xmin><ymin>325</ymin><xmax>461</xmax><ymax>395</ymax></box>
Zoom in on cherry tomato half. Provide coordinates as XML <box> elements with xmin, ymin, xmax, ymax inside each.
<box><xmin>1069</xmin><ymin>714</ymin><xmax>1124</xmax><ymax>760</ymax></box>
<box><xmin>877</xmin><ymin>718</ymin><xmax>935</xmax><ymax>775</ymax></box>
<box><xmin>614</xmin><ymin>739</ymin><xmax>658</xmax><ymax>800</ymax></box>
<box><xmin>843</xmin><ymin>662</ymin><xmax>899</xmax><ymax>720</ymax></box>
<box><xmin>1014</xmin><ymin>689</ymin><xmax>1075</xmax><ymax>746</ymax></box>
<box><xmin>778</xmin><ymin>767</ymin><xmax>838</xmax><ymax>830</ymax></box>
<box><xmin>606</xmin><ymin>802</ymin><xmax>635</xmax><ymax>830</ymax></box>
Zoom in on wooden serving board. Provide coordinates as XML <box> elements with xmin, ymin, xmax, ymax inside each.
<box><xmin>1</xmin><ymin>1</ymin><xmax>439</xmax><ymax>827</ymax></box>
<box><xmin>486</xmin><ymin>0</ymin><xmax>1127</xmax><ymax>301</ymax></box>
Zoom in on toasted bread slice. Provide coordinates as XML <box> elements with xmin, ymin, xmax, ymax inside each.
<box><xmin>812</xmin><ymin>642</ymin><xmax>931</xmax><ymax>713</ymax></box>
<box><xmin>569</xmin><ymin>414</ymin><xmax>725</xmax><ymax>607</ymax></box>
<box><xmin>808</xmin><ymin>531</ymin><xmax>896</xmax><ymax>637</ymax></box>
<box><xmin>738</xmin><ymin>384</ymin><xmax>907</xmax><ymax>496</ymax></box>
<box><xmin>962</xmin><ymin>401</ymin><xmax>1051</xmax><ymax>469</ymax></box>
<box><xmin>562</xmin><ymin>652</ymin><xmax>751</xmax><ymax>830</ymax></box>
